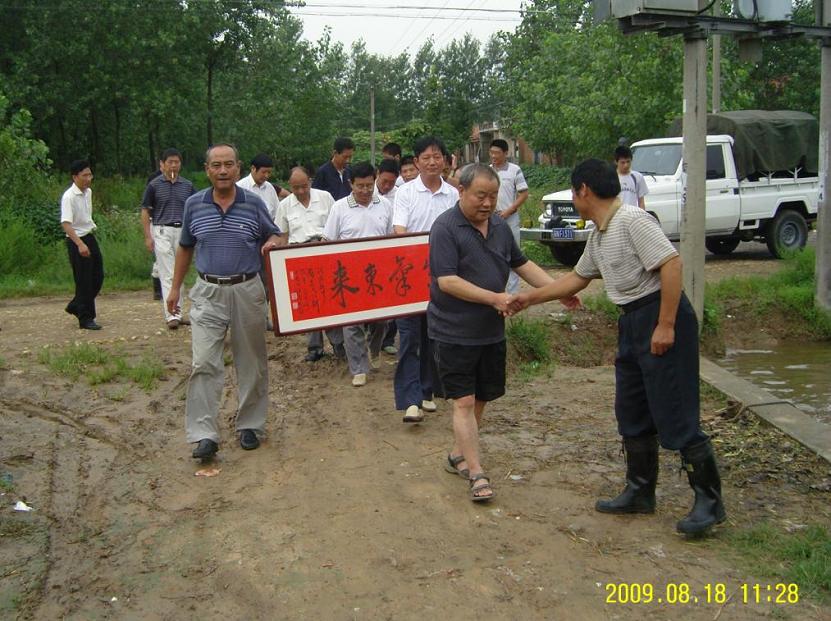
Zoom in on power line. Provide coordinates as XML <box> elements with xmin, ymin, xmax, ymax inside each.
<box><xmin>290</xmin><ymin>11</ymin><xmax>519</xmax><ymax>22</ymax></box>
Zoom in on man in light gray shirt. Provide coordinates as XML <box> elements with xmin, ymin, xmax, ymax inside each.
<box><xmin>489</xmin><ymin>139</ymin><xmax>528</xmax><ymax>294</ymax></box>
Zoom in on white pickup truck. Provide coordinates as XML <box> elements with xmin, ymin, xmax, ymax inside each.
<box><xmin>521</xmin><ymin>113</ymin><xmax>820</xmax><ymax>267</ymax></box>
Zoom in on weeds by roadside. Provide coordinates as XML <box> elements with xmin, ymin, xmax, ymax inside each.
<box><xmin>707</xmin><ymin>249</ymin><xmax>831</xmax><ymax>340</ymax></box>
<box><xmin>37</xmin><ymin>343</ymin><xmax>165</xmax><ymax>390</ymax></box>
<box><xmin>723</xmin><ymin>523</ymin><xmax>830</xmax><ymax>604</ymax></box>
<box><xmin>507</xmin><ymin>316</ymin><xmax>553</xmax><ymax>380</ymax></box>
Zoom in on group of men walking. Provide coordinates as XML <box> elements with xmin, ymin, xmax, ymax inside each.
<box><xmin>58</xmin><ymin>136</ymin><xmax>725</xmax><ymax>533</ymax></box>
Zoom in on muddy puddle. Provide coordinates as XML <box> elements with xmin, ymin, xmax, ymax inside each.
<box><xmin>719</xmin><ymin>342</ymin><xmax>831</xmax><ymax>421</ymax></box>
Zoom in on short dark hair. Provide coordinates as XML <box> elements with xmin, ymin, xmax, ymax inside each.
<box><xmin>571</xmin><ymin>159</ymin><xmax>620</xmax><ymax>199</ymax></box>
<box><xmin>382</xmin><ymin>142</ymin><xmax>402</xmax><ymax>158</ymax></box>
<box><xmin>458</xmin><ymin>163</ymin><xmax>499</xmax><ymax>189</ymax></box>
<box><xmin>413</xmin><ymin>135</ymin><xmax>446</xmax><ymax>159</ymax></box>
<box><xmin>377</xmin><ymin>158</ymin><xmax>399</xmax><ymax>176</ymax></box>
<box><xmin>490</xmin><ymin>139</ymin><xmax>509</xmax><ymax>152</ymax></box>
<box><xmin>350</xmin><ymin>161</ymin><xmax>375</xmax><ymax>180</ymax></box>
<box><xmin>614</xmin><ymin>146</ymin><xmax>633</xmax><ymax>161</ymax></box>
<box><xmin>160</xmin><ymin>148</ymin><xmax>182</xmax><ymax>162</ymax></box>
<box><xmin>70</xmin><ymin>159</ymin><xmax>90</xmax><ymax>176</ymax></box>
<box><xmin>333</xmin><ymin>137</ymin><xmax>355</xmax><ymax>153</ymax></box>
<box><xmin>401</xmin><ymin>155</ymin><xmax>415</xmax><ymax>167</ymax></box>
<box><xmin>250</xmin><ymin>153</ymin><xmax>273</xmax><ymax>170</ymax></box>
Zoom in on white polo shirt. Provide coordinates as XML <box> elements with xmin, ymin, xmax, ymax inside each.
<box><xmin>323</xmin><ymin>193</ymin><xmax>393</xmax><ymax>241</ymax></box>
<box><xmin>392</xmin><ymin>175</ymin><xmax>459</xmax><ymax>233</ymax></box>
<box><xmin>275</xmin><ymin>188</ymin><xmax>335</xmax><ymax>244</ymax></box>
<box><xmin>237</xmin><ymin>174</ymin><xmax>280</xmax><ymax>221</ymax></box>
<box><xmin>374</xmin><ymin>182</ymin><xmax>397</xmax><ymax>204</ymax></box>
<box><xmin>60</xmin><ymin>183</ymin><xmax>96</xmax><ymax>237</ymax></box>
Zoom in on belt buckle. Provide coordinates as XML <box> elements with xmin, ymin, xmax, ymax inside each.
<box><xmin>216</xmin><ymin>275</ymin><xmax>233</xmax><ymax>284</ymax></box>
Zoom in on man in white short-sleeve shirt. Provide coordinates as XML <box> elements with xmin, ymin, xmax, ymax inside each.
<box><xmin>489</xmin><ymin>139</ymin><xmax>529</xmax><ymax>294</ymax></box>
<box><xmin>61</xmin><ymin>159</ymin><xmax>104</xmax><ymax>330</ymax></box>
<box><xmin>276</xmin><ymin>167</ymin><xmax>335</xmax><ymax>245</ymax></box>
<box><xmin>237</xmin><ymin>153</ymin><xmax>281</xmax><ymax>221</ymax></box>
<box><xmin>277</xmin><ymin>166</ymin><xmax>341</xmax><ymax>362</ymax></box>
<box><xmin>392</xmin><ymin>136</ymin><xmax>459</xmax><ymax>424</ymax></box>
<box><xmin>323</xmin><ymin>162</ymin><xmax>393</xmax><ymax>387</ymax></box>
<box><xmin>615</xmin><ymin>145</ymin><xmax>648</xmax><ymax>209</ymax></box>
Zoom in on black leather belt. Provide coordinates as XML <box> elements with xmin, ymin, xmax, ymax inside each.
<box><xmin>619</xmin><ymin>290</ymin><xmax>661</xmax><ymax>314</ymax></box>
<box><xmin>199</xmin><ymin>272</ymin><xmax>258</xmax><ymax>285</ymax></box>
<box><xmin>158</xmin><ymin>222</ymin><xmax>182</xmax><ymax>228</ymax></box>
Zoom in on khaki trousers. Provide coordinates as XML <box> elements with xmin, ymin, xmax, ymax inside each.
<box><xmin>185</xmin><ymin>277</ymin><xmax>269</xmax><ymax>443</ymax></box>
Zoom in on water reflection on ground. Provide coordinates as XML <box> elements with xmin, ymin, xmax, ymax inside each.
<box><xmin>719</xmin><ymin>342</ymin><xmax>831</xmax><ymax>422</ymax></box>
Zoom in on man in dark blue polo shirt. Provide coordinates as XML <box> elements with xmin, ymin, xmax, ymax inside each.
<box><xmin>167</xmin><ymin>143</ymin><xmax>284</xmax><ymax>460</ymax></box>
<box><xmin>428</xmin><ymin>164</ymin><xmax>559</xmax><ymax>503</ymax></box>
<box><xmin>141</xmin><ymin>147</ymin><xmax>195</xmax><ymax>329</ymax></box>
<box><xmin>312</xmin><ymin>136</ymin><xmax>354</xmax><ymax>200</ymax></box>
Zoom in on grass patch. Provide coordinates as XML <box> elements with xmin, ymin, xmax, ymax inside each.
<box><xmin>38</xmin><ymin>344</ymin><xmax>164</xmax><ymax>390</ymax></box>
<box><xmin>582</xmin><ymin>291</ymin><xmax>620</xmax><ymax>322</ymax></box>
<box><xmin>706</xmin><ymin>248</ymin><xmax>831</xmax><ymax>339</ymax></box>
<box><xmin>507</xmin><ymin>316</ymin><xmax>553</xmax><ymax>379</ymax></box>
<box><xmin>725</xmin><ymin>522</ymin><xmax>831</xmax><ymax>603</ymax></box>
<box><xmin>521</xmin><ymin>240</ymin><xmax>555</xmax><ymax>268</ymax></box>
<box><xmin>0</xmin><ymin>356</ymin><xmax>6</xmax><ymax>370</ymax></box>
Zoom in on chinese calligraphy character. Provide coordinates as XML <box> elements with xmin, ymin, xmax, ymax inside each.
<box><xmin>389</xmin><ymin>255</ymin><xmax>413</xmax><ymax>297</ymax></box>
<box><xmin>364</xmin><ymin>263</ymin><xmax>383</xmax><ymax>295</ymax></box>
<box><xmin>331</xmin><ymin>259</ymin><xmax>359</xmax><ymax>308</ymax></box>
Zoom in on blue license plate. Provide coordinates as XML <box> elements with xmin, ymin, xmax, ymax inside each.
<box><xmin>542</xmin><ymin>228</ymin><xmax>574</xmax><ymax>240</ymax></box>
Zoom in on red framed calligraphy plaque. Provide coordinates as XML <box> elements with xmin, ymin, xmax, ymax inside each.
<box><xmin>265</xmin><ymin>233</ymin><xmax>430</xmax><ymax>335</ymax></box>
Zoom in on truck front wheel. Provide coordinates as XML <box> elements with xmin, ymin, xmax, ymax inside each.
<box><xmin>705</xmin><ymin>237</ymin><xmax>740</xmax><ymax>255</ymax></box>
<box><xmin>765</xmin><ymin>210</ymin><xmax>808</xmax><ymax>258</ymax></box>
<box><xmin>548</xmin><ymin>242</ymin><xmax>586</xmax><ymax>267</ymax></box>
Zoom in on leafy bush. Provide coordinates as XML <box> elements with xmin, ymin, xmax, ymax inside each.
<box><xmin>521</xmin><ymin>164</ymin><xmax>572</xmax><ymax>191</ymax></box>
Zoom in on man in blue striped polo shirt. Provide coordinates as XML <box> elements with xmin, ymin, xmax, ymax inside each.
<box><xmin>167</xmin><ymin>143</ymin><xmax>285</xmax><ymax>459</ymax></box>
<box><xmin>141</xmin><ymin>148</ymin><xmax>196</xmax><ymax>329</ymax></box>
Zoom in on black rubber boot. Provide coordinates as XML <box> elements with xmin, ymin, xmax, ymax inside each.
<box><xmin>152</xmin><ymin>277</ymin><xmax>163</xmax><ymax>301</ymax></box>
<box><xmin>676</xmin><ymin>439</ymin><xmax>727</xmax><ymax>535</ymax></box>
<box><xmin>595</xmin><ymin>435</ymin><xmax>658</xmax><ymax>514</ymax></box>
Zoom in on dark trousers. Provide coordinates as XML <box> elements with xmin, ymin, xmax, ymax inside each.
<box><xmin>394</xmin><ymin>315</ymin><xmax>433</xmax><ymax>410</ymax></box>
<box><xmin>382</xmin><ymin>321</ymin><xmax>397</xmax><ymax>349</ymax></box>
<box><xmin>615</xmin><ymin>292</ymin><xmax>707</xmax><ymax>451</ymax></box>
<box><xmin>66</xmin><ymin>234</ymin><xmax>104</xmax><ymax>324</ymax></box>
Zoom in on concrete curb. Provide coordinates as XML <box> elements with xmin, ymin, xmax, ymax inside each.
<box><xmin>700</xmin><ymin>356</ymin><xmax>831</xmax><ymax>464</ymax></box>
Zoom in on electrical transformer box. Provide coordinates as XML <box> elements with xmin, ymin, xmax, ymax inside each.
<box><xmin>611</xmin><ymin>0</ymin><xmax>708</xmax><ymax>18</ymax></box>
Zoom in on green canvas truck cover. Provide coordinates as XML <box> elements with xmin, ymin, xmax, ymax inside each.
<box><xmin>667</xmin><ymin>110</ymin><xmax>818</xmax><ymax>180</ymax></box>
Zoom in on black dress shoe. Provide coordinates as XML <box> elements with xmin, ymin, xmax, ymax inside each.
<box><xmin>304</xmin><ymin>349</ymin><xmax>324</xmax><ymax>362</ymax></box>
<box><xmin>192</xmin><ymin>438</ymin><xmax>218</xmax><ymax>459</ymax></box>
<box><xmin>80</xmin><ymin>320</ymin><xmax>102</xmax><ymax>330</ymax></box>
<box><xmin>239</xmin><ymin>429</ymin><xmax>260</xmax><ymax>450</ymax></box>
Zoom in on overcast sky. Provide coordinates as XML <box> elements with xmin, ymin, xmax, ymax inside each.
<box><xmin>287</xmin><ymin>0</ymin><xmax>526</xmax><ymax>56</ymax></box>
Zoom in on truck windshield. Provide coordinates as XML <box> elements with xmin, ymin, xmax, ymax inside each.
<box><xmin>632</xmin><ymin>144</ymin><xmax>682</xmax><ymax>176</ymax></box>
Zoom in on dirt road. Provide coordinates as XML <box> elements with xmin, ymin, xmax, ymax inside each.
<box><xmin>1</xmin><ymin>250</ymin><xmax>829</xmax><ymax>620</ymax></box>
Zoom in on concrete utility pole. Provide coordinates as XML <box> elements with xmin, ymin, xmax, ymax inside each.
<box><xmin>681</xmin><ymin>33</ymin><xmax>709</xmax><ymax>326</ymax></box>
<box><xmin>712</xmin><ymin>1</ymin><xmax>721</xmax><ymax>113</ymax></box>
<box><xmin>817</xmin><ymin>1</ymin><xmax>831</xmax><ymax>311</ymax></box>
<box><xmin>370</xmin><ymin>87</ymin><xmax>376</xmax><ymax>163</ymax></box>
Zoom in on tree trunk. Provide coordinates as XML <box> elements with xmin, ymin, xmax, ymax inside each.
<box><xmin>206</xmin><ymin>59</ymin><xmax>214</xmax><ymax>146</ymax></box>
<box><xmin>89</xmin><ymin>108</ymin><xmax>101</xmax><ymax>169</ymax></box>
<box><xmin>114</xmin><ymin>101</ymin><xmax>122</xmax><ymax>173</ymax></box>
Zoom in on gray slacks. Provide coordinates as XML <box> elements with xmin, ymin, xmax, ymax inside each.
<box><xmin>185</xmin><ymin>277</ymin><xmax>269</xmax><ymax>443</ymax></box>
<box><xmin>343</xmin><ymin>321</ymin><xmax>386</xmax><ymax>375</ymax></box>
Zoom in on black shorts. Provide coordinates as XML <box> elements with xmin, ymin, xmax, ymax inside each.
<box><xmin>432</xmin><ymin>339</ymin><xmax>506</xmax><ymax>402</ymax></box>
